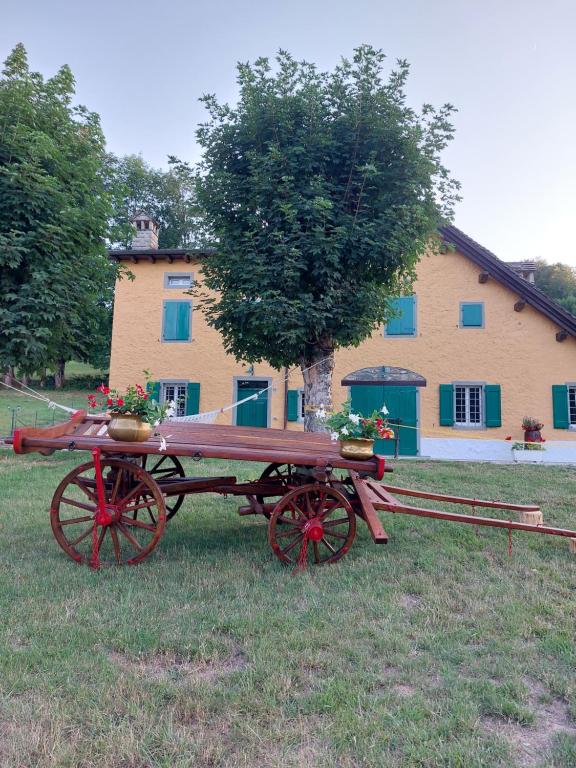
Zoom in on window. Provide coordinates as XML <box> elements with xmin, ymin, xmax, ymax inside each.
<box><xmin>162</xmin><ymin>300</ymin><xmax>191</xmax><ymax>342</ymax></box>
<box><xmin>164</xmin><ymin>273</ymin><xmax>192</xmax><ymax>289</ymax></box>
<box><xmin>162</xmin><ymin>382</ymin><xmax>187</xmax><ymax>417</ymax></box>
<box><xmin>569</xmin><ymin>386</ymin><xmax>576</xmax><ymax>426</ymax></box>
<box><xmin>455</xmin><ymin>384</ymin><xmax>483</xmax><ymax>426</ymax></box>
<box><xmin>298</xmin><ymin>389</ymin><xmax>305</xmax><ymax>422</ymax></box>
<box><xmin>460</xmin><ymin>302</ymin><xmax>484</xmax><ymax>328</ymax></box>
<box><xmin>385</xmin><ymin>296</ymin><xmax>416</xmax><ymax>336</ymax></box>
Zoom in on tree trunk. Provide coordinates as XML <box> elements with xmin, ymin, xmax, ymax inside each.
<box><xmin>54</xmin><ymin>358</ymin><xmax>66</xmax><ymax>389</ymax></box>
<box><xmin>301</xmin><ymin>342</ymin><xmax>334</xmax><ymax>433</ymax></box>
<box><xmin>3</xmin><ymin>366</ymin><xmax>14</xmax><ymax>387</ymax></box>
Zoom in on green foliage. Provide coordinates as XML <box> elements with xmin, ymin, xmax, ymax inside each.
<box><xmin>195</xmin><ymin>46</ymin><xmax>460</xmax><ymax>370</ymax></box>
<box><xmin>0</xmin><ymin>43</ymin><xmax>114</xmax><ymax>375</ymax></box>
<box><xmin>324</xmin><ymin>398</ymin><xmax>394</xmax><ymax>440</ymax></box>
<box><xmin>106</xmin><ymin>153</ymin><xmax>205</xmax><ymax>248</ymax></box>
<box><xmin>534</xmin><ymin>260</ymin><xmax>576</xmax><ymax>316</ymax></box>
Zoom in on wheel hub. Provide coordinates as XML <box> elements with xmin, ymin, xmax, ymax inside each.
<box><xmin>303</xmin><ymin>518</ymin><xmax>324</xmax><ymax>542</ymax></box>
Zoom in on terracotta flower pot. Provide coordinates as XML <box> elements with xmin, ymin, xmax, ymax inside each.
<box><xmin>339</xmin><ymin>437</ymin><xmax>374</xmax><ymax>460</ymax></box>
<box><xmin>107</xmin><ymin>414</ymin><xmax>152</xmax><ymax>442</ymax></box>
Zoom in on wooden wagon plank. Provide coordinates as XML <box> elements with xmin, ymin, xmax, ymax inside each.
<box><xmin>349</xmin><ymin>472</ymin><xmax>388</xmax><ymax>543</ymax></box>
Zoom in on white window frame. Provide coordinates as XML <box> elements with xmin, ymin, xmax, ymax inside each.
<box><xmin>453</xmin><ymin>382</ymin><xmax>485</xmax><ymax>428</ymax></box>
<box><xmin>160</xmin><ymin>380</ymin><xmax>187</xmax><ymax>417</ymax></box>
<box><xmin>164</xmin><ymin>272</ymin><xmax>193</xmax><ymax>289</ymax></box>
<box><xmin>297</xmin><ymin>388</ymin><xmax>305</xmax><ymax>423</ymax></box>
<box><xmin>568</xmin><ymin>384</ymin><xmax>576</xmax><ymax>428</ymax></box>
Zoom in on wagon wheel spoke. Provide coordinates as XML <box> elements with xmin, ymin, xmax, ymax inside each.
<box><xmin>120</xmin><ymin>516</ymin><xmax>156</xmax><ymax>532</ymax></box>
<box><xmin>276</xmin><ymin>515</ymin><xmax>304</xmax><ymax>529</ymax></box>
<box><xmin>110</xmin><ymin>468</ymin><xmax>125</xmax><ymax>504</ymax></box>
<box><xmin>72</xmin><ymin>479</ymin><xmax>98</xmax><ymax>504</ymax></box>
<box><xmin>281</xmin><ymin>532</ymin><xmax>304</xmax><ymax>555</ymax></box>
<box><xmin>321</xmin><ymin>537</ymin><xmax>337</xmax><ymax>555</ymax></box>
<box><xmin>322</xmin><ymin>517</ymin><xmax>350</xmax><ymax>528</ymax></box>
<box><xmin>70</xmin><ymin>525</ymin><xmax>94</xmax><ymax>547</ymax></box>
<box><xmin>110</xmin><ymin>527</ymin><xmax>122</xmax><ymax>564</ymax></box>
<box><xmin>59</xmin><ymin>514</ymin><xmax>94</xmax><ymax>526</ymax></box>
<box><xmin>148</xmin><ymin>455</ymin><xmax>168</xmax><ymax>473</ymax></box>
<box><xmin>60</xmin><ymin>497</ymin><xmax>97</xmax><ymax>514</ymax></box>
<box><xmin>313</xmin><ymin>541</ymin><xmax>322</xmax><ymax>563</ymax></box>
<box><xmin>116</xmin><ymin>522</ymin><xmax>144</xmax><ymax>552</ymax></box>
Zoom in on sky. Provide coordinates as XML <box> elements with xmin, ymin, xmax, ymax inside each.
<box><xmin>3</xmin><ymin>0</ymin><xmax>576</xmax><ymax>266</ymax></box>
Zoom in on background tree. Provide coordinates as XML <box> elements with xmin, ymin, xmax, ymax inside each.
<box><xmin>196</xmin><ymin>47</ymin><xmax>460</xmax><ymax>430</ymax></box>
<box><xmin>106</xmin><ymin>153</ymin><xmax>204</xmax><ymax>248</ymax></box>
<box><xmin>0</xmin><ymin>44</ymin><xmax>113</xmax><ymax>385</ymax></box>
<box><xmin>534</xmin><ymin>260</ymin><xmax>576</xmax><ymax>316</ymax></box>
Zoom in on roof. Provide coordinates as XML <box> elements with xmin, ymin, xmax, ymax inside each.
<box><xmin>439</xmin><ymin>224</ymin><xmax>576</xmax><ymax>339</ymax></box>
<box><xmin>109</xmin><ymin>247</ymin><xmax>216</xmax><ymax>263</ymax></box>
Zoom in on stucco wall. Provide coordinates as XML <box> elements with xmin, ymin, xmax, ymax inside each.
<box><xmin>109</xmin><ymin>247</ymin><xmax>576</xmax><ymax>444</ymax></box>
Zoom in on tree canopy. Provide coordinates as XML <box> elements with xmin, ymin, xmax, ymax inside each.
<box><xmin>106</xmin><ymin>153</ymin><xmax>204</xmax><ymax>249</ymax></box>
<box><xmin>195</xmin><ymin>46</ymin><xmax>459</xmax><ymax>429</ymax></box>
<box><xmin>534</xmin><ymin>260</ymin><xmax>576</xmax><ymax>316</ymax></box>
<box><xmin>0</xmin><ymin>43</ymin><xmax>113</xmax><ymax>379</ymax></box>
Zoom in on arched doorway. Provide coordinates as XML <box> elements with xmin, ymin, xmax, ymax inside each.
<box><xmin>341</xmin><ymin>366</ymin><xmax>427</xmax><ymax>456</ymax></box>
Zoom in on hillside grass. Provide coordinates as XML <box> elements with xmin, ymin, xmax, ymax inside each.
<box><xmin>0</xmin><ymin>453</ymin><xmax>575</xmax><ymax>767</ymax></box>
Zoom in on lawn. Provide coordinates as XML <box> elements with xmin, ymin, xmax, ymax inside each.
<box><xmin>0</xmin><ymin>451</ymin><xmax>575</xmax><ymax>767</ymax></box>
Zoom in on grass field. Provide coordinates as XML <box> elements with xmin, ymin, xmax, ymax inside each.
<box><xmin>0</xmin><ymin>452</ymin><xmax>575</xmax><ymax>767</ymax></box>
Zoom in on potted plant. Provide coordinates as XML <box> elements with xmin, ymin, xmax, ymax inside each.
<box><xmin>521</xmin><ymin>416</ymin><xmax>544</xmax><ymax>445</ymax></box>
<box><xmin>87</xmin><ymin>381</ymin><xmax>174</xmax><ymax>442</ymax></box>
<box><xmin>324</xmin><ymin>399</ymin><xmax>394</xmax><ymax>460</ymax></box>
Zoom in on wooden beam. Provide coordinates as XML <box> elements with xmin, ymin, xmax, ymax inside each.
<box><xmin>556</xmin><ymin>330</ymin><xmax>568</xmax><ymax>342</ymax></box>
<box><xmin>478</xmin><ymin>271</ymin><xmax>490</xmax><ymax>284</ymax></box>
<box><xmin>514</xmin><ymin>300</ymin><xmax>526</xmax><ymax>312</ymax></box>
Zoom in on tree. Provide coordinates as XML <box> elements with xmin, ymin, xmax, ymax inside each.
<box><xmin>534</xmin><ymin>260</ymin><xmax>576</xmax><ymax>316</ymax></box>
<box><xmin>0</xmin><ymin>44</ymin><xmax>113</xmax><ymax>383</ymax></box>
<box><xmin>106</xmin><ymin>153</ymin><xmax>204</xmax><ymax>248</ymax></box>
<box><xmin>195</xmin><ymin>47</ymin><xmax>459</xmax><ymax>430</ymax></box>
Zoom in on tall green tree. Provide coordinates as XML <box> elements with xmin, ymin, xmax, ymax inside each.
<box><xmin>106</xmin><ymin>153</ymin><xmax>204</xmax><ymax>248</ymax></box>
<box><xmin>0</xmin><ymin>44</ymin><xmax>113</xmax><ymax>383</ymax></box>
<box><xmin>196</xmin><ymin>47</ymin><xmax>459</xmax><ymax>430</ymax></box>
<box><xmin>534</xmin><ymin>260</ymin><xmax>576</xmax><ymax>316</ymax></box>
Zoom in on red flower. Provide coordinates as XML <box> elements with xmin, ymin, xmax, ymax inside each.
<box><xmin>117</xmin><ymin>398</ymin><xmax>124</xmax><ymax>406</ymax></box>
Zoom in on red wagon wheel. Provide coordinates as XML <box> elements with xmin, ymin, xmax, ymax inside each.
<box><xmin>268</xmin><ymin>484</ymin><xmax>356</xmax><ymax>566</ymax></box>
<box><xmin>141</xmin><ymin>454</ymin><xmax>186</xmax><ymax>520</ymax></box>
<box><xmin>51</xmin><ymin>458</ymin><xmax>166</xmax><ymax>566</ymax></box>
<box><xmin>256</xmin><ymin>463</ymin><xmax>298</xmax><ymax>518</ymax></box>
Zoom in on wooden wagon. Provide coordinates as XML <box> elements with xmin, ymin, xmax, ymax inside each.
<box><xmin>8</xmin><ymin>411</ymin><xmax>576</xmax><ymax>569</ymax></box>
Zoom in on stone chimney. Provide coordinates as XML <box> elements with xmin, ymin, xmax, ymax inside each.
<box><xmin>131</xmin><ymin>211</ymin><xmax>159</xmax><ymax>250</ymax></box>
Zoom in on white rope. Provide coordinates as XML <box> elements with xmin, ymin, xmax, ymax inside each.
<box><xmin>0</xmin><ymin>379</ymin><xmax>78</xmax><ymax>413</ymax></box>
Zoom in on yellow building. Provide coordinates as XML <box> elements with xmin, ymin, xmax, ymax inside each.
<box><xmin>109</xmin><ymin>213</ymin><xmax>576</xmax><ymax>457</ymax></box>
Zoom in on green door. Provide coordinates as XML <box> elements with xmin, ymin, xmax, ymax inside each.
<box><xmin>236</xmin><ymin>380</ymin><xmax>269</xmax><ymax>428</ymax></box>
<box><xmin>350</xmin><ymin>385</ymin><xmax>418</xmax><ymax>456</ymax></box>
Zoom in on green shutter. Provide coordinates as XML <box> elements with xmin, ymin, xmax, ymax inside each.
<box><xmin>186</xmin><ymin>382</ymin><xmax>200</xmax><ymax>415</ymax></box>
<box><xmin>287</xmin><ymin>389</ymin><xmax>299</xmax><ymax>421</ymax></box>
<box><xmin>146</xmin><ymin>381</ymin><xmax>160</xmax><ymax>403</ymax></box>
<box><xmin>386</xmin><ymin>296</ymin><xmax>415</xmax><ymax>336</ymax></box>
<box><xmin>461</xmin><ymin>302</ymin><xmax>483</xmax><ymax>327</ymax></box>
<box><xmin>552</xmin><ymin>385</ymin><xmax>569</xmax><ymax>429</ymax></box>
<box><xmin>439</xmin><ymin>384</ymin><xmax>454</xmax><ymax>426</ymax></box>
<box><xmin>484</xmin><ymin>384</ymin><xmax>501</xmax><ymax>427</ymax></box>
<box><xmin>163</xmin><ymin>301</ymin><xmax>190</xmax><ymax>341</ymax></box>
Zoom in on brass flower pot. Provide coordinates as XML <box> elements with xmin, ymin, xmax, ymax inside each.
<box><xmin>339</xmin><ymin>437</ymin><xmax>375</xmax><ymax>460</ymax></box>
<box><xmin>107</xmin><ymin>414</ymin><xmax>152</xmax><ymax>442</ymax></box>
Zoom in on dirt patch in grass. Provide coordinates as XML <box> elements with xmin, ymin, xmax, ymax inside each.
<box><xmin>482</xmin><ymin>677</ymin><xmax>576</xmax><ymax>767</ymax></box>
<box><xmin>108</xmin><ymin>647</ymin><xmax>246</xmax><ymax>685</ymax></box>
